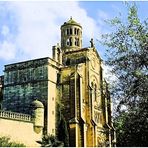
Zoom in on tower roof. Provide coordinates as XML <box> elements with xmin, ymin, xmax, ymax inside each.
<box><xmin>61</xmin><ymin>17</ymin><xmax>82</xmax><ymax>28</ymax></box>
<box><xmin>31</xmin><ymin>99</ymin><xmax>44</xmax><ymax>108</ymax></box>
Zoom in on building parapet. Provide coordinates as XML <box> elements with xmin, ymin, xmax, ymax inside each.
<box><xmin>0</xmin><ymin>110</ymin><xmax>31</xmax><ymax>122</ymax></box>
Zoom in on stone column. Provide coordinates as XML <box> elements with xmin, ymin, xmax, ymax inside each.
<box><xmin>52</xmin><ymin>46</ymin><xmax>57</xmax><ymax>62</ymax></box>
<box><xmin>69</xmin><ymin>118</ymin><xmax>79</xmax><ymax>147</ymax></box>
<box><xmin>84</xmin><ymin>123</ymin><xmax>87</xmax><ymax>147</ymax></box>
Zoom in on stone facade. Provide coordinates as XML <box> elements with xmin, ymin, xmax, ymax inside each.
<box><xmin>2</xmin><ymin>57</ymin><xmax>61</xmax><ymax>135</ymax></box>
<box><xmin>0</xmin><ymin>18</ymin><xmax>115</xmax><ymax>147</ymax></box>
<box><xmin>3</xmin><ymin>58</ymin><xmax>48</xmax><ymax>113</ymax></box>
<box><xmin>0</xmin><ymin>75</ymin><xmax>4</xmax><ymax>109</ymax></box>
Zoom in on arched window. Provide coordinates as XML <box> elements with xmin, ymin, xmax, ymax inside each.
<box><xmin>91</xmin><ymin>82</ymin><xmax>94</xmax><ymax>88</ymax></box>
<box><xmin>91</xmin><ymin>82</ymin><xmax>95</xmax><ymax>101</ymax></box>
<box><xmin>66</xmin><ymin>58</ymin><xmax>70</xmax><ymax>65</ymax></box>
<box><xmin>77</xmin><ymin>38</ymin><xmax>79</xmax><ymax>46</ymax></box>
<box><xmin>66</xmin><ymin>38</ymin><xmax>70</xmax><ymax>46</ymax></box>
<box><xmin>90</xmin><ymin>82</ymin><xmax>93</xmax><ymax>102</ymax></box>
<box><xmin>70</xmin><ymin>28</ymin><xmax>72</xmax><ymax>35</ymax></box>
<box><xmin>77</xmin><ymin>29</ymin><xmax>79</xmax><ymax>35</ymax></box>
<box><xmin>67</xmin><ymin>29</ymin><xmax>69</xmax><ymax>35</ymax></box>
<box><xmin>69</xmin><ymin>37</ymin><xmax>72</xmax><ymax>46</ymax></box>
<box><xmin>75</xmin><ymin>38</ymin><xmax>79</xmax><ymax>46</ymax></box>
<box><xmin>75</xmin><ymin>37</ymin><xmax>77</xmax><ymax>46</ymax></box>
<box><xmin>94</xmin><ymin>84</ymin><xmax>97</xmax><ymax>101</ymax></box>
<box><xmin>74</xmin><ymin>28</ymin><xmax>77</xmax><ymax>35</ymax></box>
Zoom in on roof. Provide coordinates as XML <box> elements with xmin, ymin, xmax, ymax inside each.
<box><xmin>31</xmin><ymin>100</ymin><xmax>44</xmax><ymax>108</ymax></box>
<box><xmin>4</xmin><ymin>56</ymin><xmax>61</xmax><ymax>72</ymax></box>
<box><xmin>61</xmin><ymin>17</ymin><xmax>82</xmax><ymax>28</ymax></box>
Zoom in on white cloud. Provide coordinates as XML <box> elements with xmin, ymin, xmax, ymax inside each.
<box><xmin>0</xmin><ymin>41</ymin><xmax>16</xmax><ymax>60</ymax></box>
<box><xmin>0</xmin><ymin>1</ymin><xmax>101</xmax><ymax>62</ymax></box>
<box><xmin>98</xmin><ymin>10</ymin><xmax>109</xmax><ymax>20</ymax></box>
<box><xmin>97</xmin><ymin>10</ymin><xmax>109</xmax><ymax>26</ymax></box>
<box><xmin>102</xmin><ymin>63</ymin><xmax>118</xmax><ymax>84</ymax></box>
<box><xmin>97</xmin><ymin>10</ymin><xmax>111</xmax><ymax>35</ymax></box>
<box><xmin>1</xmin><ymin>25</ymin><xmax>10</xmax><ymax>36</ymax></box>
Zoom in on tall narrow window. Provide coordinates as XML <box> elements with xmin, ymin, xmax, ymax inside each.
<box><xmin>77</xmin><ymin>29</ymin><xmax>79</xmax><ymax>35</ymax></box>
<box><xmin>75</xmin><ymin>37</ymin><xmax>77</xmax><ymax>46</ymax></box>
<box><xmin>70</xmin><ymin>28</ymin><xmax>72</xmax><ymax>35</ymax></box>
<box><xmin>66</xmin><ymin>38</ymin><xmax>70</xmax><ymax>46</ymax></box>
<box><xmin>74</xmin><ymin>28</ymin><xmax>77</xmax><ymax>34</ymax></box>
<box><xmin>67</xmin><ymin>29</ymin><xmax>69</xmax><ymax>35</ymax></box>
<box><xmin>75</xmin><ymin>38</ymin><xmax>79</xmax><ymax>46</ymax></box>
<box><xmin>57</xmin><ymin>73</ymin><xmax>61</xmax><ymax>84</ymax></box>
<box><xmin>70</xmin><ymin>37</ymin><xmax>72</xmax><ymax>46</ymax></box>
<box><xmin>91</xmin><ymin>82</ymin><xmax>95</xmax><ymax>101</ymax></box>
<box><xmin>94</xmin><ymin>84</ymin><xmax>97</xmax><ymax>101</ymax></box>
<box><xmin>90</xmin><ymin>87</ymin><xmax>93</xmax><ymax>107</ymax></box>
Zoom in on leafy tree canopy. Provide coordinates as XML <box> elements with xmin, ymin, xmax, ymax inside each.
<box><xmin>0</xmin><ymin>136</ymin><xmax>25</xmax><ymax>147</ymax></box>
<box><xmin>101</xmin><ymin>3</ymin><xmax>148</xmax><ymax>146</ymax></box>
<box><xmin>101</xmin><ymin>3</ymin><xmax>148</xmax><ymax>110</ymax></box>
<box><xmin>37</xmin><ymin>134</ymin><xmax>64</xmax><ymax>147</ymax></box>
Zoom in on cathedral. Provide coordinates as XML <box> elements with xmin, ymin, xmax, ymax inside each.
<box><xmin>0</xmin><ymin>18</ymin><xmax>116</xmax><ymax>147</ymax></box>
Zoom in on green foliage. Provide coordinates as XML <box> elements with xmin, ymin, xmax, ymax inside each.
<box><xmin>56</xmin><ymin>103</ymin><xmax>69</xmax><ymax>146</ymax></box>
<box><xmin>115</xmin><ymin>103</ymin><xmax>148</xmax><ymax>146</ymax></box>
<box><xmin>0</xmin><ymin>136</ymin><xmax>25</xmax><ymax>147</ymax></box>
<box><xmin>57</xmin><ymin>114</ymin><xmax>69</xmax><ymax>146</ymax></box>
<box><xmin>37</xmin><ymin>102</ymin><xmax>69</xmax><ymax>147</ymax></box>
<box><xmin>37</xmin><ymin>134</ymin><xmax>64</xmax><ymax>147</ymax></box>
<box><xmin>101</xmin><ymin>3</ymin><xmax>148</xmax><ymax>109</ymax></box>
<box><xmin>101</xmin><ymin>3</ymin><xmax>148</xmax><ymax>146</ymax></box>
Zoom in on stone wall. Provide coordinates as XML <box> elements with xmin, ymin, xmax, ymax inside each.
<box><xmin>47</xmin><ymin>62</ymin><xmax>59</xmax><ymax>135</ymax></box>
<box><xmin>3</xmin><ymin>58</ymin><xmax>49</xmax><ymax>114</ymax></box>
<box><xmin>0</xmin><ymin>76</ymin><xmax>4</xmax><ymax>109</ymax></box>
<box><xmin>0</xmin><ymin>110</ymin><xmax>42</xmax><ymax>147</ymax></box>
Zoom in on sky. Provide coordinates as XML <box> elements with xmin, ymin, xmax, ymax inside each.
<box><xmin>0</xmin><ymin>1</ymin><xmax>148</xmax><ymax>77</ymax></box>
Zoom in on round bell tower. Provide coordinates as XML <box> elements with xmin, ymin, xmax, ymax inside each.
<box><xmin>61</xmin><ymin>17</ymin><xmax>82</xmax><ymax>52</ymax></box>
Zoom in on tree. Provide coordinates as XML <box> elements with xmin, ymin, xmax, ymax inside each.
<box><xmin>115</xmin><ymin>103</ymin><xmax>148</xmax><ymax>146</ymax></box>
<box><xmin>0</xmin><ymin>136</ymin><xmax>25</xmax><ymax>147</ymax></box>
<box><xmin>102</xmin><ymin>3</ymin><xmax>148</xmax><ymax>108</ymax></box>
<box><xmin>37</xmin><ymin>134</ymin><xmax>64</xmax><ymax>147</ymax></box>
<box><xmin>56</xmin><ymin>103</ymin><xmax>69</xmax><ymax>147</ymax></box>
<box><xmin>37</xmin><ymin>103</ymin><xmax>68</xmax><ymax>147</ymax></box>
<box><xmin>101</xmin><ymin>3</ymin><xmax>148</xmax><ymax>146</ymax></box>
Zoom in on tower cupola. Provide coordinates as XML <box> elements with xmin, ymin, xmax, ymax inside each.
<box><xmin>61</xmin><ymin>17</ymin><xmax>82</xmax><ymax>52</ymax></box>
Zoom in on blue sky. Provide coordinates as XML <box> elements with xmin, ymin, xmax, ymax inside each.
<box><xmin>0</xmin><ymin>1</ymin><xmax>148</xmax><ymax>75</ymax></box>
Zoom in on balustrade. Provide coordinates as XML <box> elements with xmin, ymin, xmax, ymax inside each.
<box><xmin>0</xmin><ymin>110</ymin><xmax>31</xmax><ymax>121</ymax></box>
